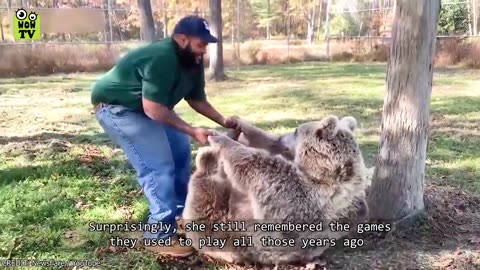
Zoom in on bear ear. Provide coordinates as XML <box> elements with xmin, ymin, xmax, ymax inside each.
<box><xmin>340</xmin><ymin>116</ymin><xmax>358</xmax><ymax>132</ymax></box>
<box><xmin>316</xmin><ymin>116</ymin><xmax>338</xmax><ymax>139</ymax></box>
<box><xmin>195</xmin><ymin>146</ymin><xmax>219</xmax><ymax>173</ymax></box>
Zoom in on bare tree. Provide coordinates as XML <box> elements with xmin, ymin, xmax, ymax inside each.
<box><xmin>137</xmin><ymin>0</ymin><xmax>156</xmax><ymax>42</ymax></box>
<box><xmin>102</xmin><ymin>0</ymin><xmax>110</xmax><ymax>45</ymax></box>
<box><xmin>366</xmin><ymin>0</ymin><xmax>441</xmax><ymax>223</ymax></box>
<box><xmin>162</xmin><ymin>0</ymin><xmax>168</xmax><ymax>38</ymax></box>
<box><xmin>208</xmin><ymin>0</ymin><xmax>227</xmax><ymax>81</ymax></box>
<box><xmin>306</xmin><ymin>0</ymin><xmax>317</xmax><ymax>44</ymax></box>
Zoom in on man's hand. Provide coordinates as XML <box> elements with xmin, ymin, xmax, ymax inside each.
<box><xmin>187</xmin><ymin>100</ymin><xmax>234</xmax><ymax>129</ymax></box>
<box><xmin>223</xmin><ymin>116</ymin><xmax>241</xmax><ymax>130</ymax></box>
<box><xmin>192</xmin><ymin>128</ymin><xmax>217</xmax><ymax>145</ymax></box>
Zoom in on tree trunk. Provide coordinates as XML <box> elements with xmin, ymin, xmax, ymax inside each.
<box><xmin>137</xmin><ymin>0</ymin><xmax>156</xmax><ymax>42</ymax></box>
<box><xmin>162</xmin><ymin>0</ymin><xmax>168</xmax><ymax>38</ymax></box>
<box><xmin>208</xmin><ymin>0</ymin><xmax>227</xmax><ymax>81</ymax></box>
<box><xmin>473</xmin><ymin>0</ymin><xmax>478</xmax><ymax>35</ymax></box>
<box><xmin>0</xmin><ymin>16</ymin><xmax>4</xmax><ymax>42</ymax></box>
<box><xmin>0</xmin><ymin>0</ymin><xmax>10</xmax><ymax>42</ymax></box>
<box><xmin>103</xmin><ymin>0</ymin><xmax>111</xmax><ymax>46</ymax></box>
<box><xmin>467</xmin><ymin>0</ymin><xmax>473</xmax><ymax>36</ymax></box>
<box><xmin>366</xmin><ymin>0</ymin><xmax>441</xmax><ymax>223</ymax></box>
<box><xmin>307</xmin><ymin>4</ymin><xmax>315</xmax><ymax>44</ymax></box>
<box><xmin>266</xmin><ymin>0</ymin><xmax>270</xmax><ymax>39</ymax></box>
<box><xmin>316</xmin><ymin>0</ymin><xmax>323</xmax><ymax>42</ymax></box>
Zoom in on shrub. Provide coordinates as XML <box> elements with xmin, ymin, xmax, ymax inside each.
<box><xmin>331</xmin><ymin>51</ymin><xmax>354</xmax><ymax>62</ymax></box>
<box><xmin>462</xmin><ymin>41</ymin><xmax>480</xmax><ymax>69</ymax></box>
<box><xmin>245</xmin><ymin>41</ymin><xmax>262</xmax><ymax>64</ymax></box>
<box><xmin>0</xmin><ymin>44</ymin><xmax>121</xmax><ymax>78</ymax></box>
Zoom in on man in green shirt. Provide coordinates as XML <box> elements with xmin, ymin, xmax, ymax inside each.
<box><xmin>91</xmin><ymin>15</ymin><xmax>238</xmax><ymax>257</ymax></box>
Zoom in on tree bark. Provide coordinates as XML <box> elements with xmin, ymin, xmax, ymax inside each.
<box><xmin>0</xmin><ymin>16</ymin><xmax>4</xmax><ymax>42</ymax></box>
<box><xmin>137</xmin><ymin>0</ymin><xmax>156</xmax><ymax>42</ymax></box>
<box><xmin>208</xmin><ymin>0</ymin><xmax>227</xmax><ymax>81</ymax></box>
<box><xmin>366</xmin><ymin>0</ymin><xmax>441</xmax><ymax>222</ymax></box>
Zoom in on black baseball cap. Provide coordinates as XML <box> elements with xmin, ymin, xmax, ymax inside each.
<box><xmin>173</xmin><ymin>15</ymin><xmax>218</xmax><ymax>43</ymax></box>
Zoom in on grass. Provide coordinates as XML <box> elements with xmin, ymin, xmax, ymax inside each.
<box><xmin>0</xmin><ymin>62</ymin><xmax>479</xmax><ymax>269</ymax></box>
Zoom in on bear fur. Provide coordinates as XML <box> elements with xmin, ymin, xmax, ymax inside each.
<box><xmin>182</xmin><ymin>115</ymin><xmax>371</xmax><ymax>267</ymax></box>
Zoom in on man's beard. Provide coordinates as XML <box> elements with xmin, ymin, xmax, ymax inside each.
<box><xmin>178</xmin><ymin>43</ymin><xmax>203</xmax><ymax>69</ymax></box>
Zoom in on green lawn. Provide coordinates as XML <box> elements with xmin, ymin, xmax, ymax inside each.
<box><xmin>1</xmin><ymin>62</ymin><xmax>479</xmax><ymax>269</ymax></box>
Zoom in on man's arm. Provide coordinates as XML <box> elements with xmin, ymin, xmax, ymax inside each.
<box><xmin>186</xmin><ymin>99</ymin><xmax>226</xmax><ymax>127</ymax></box>
<box><xmin>139</xmin><ymin>55</ymin><xmax>194</xmax><ymax>136</ymax></box>
<box><xmin>143</xmin><ymin>97</ymin><xmax>195</xmax><ymax>136</ymax></box>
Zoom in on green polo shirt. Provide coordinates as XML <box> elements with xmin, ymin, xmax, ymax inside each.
<box><xmin>91</xmin><ymin>37</ymin><xmax>206</xmax><ymax>112</ymax></box>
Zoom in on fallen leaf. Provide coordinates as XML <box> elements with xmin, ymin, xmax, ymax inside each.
<box><xmin>95</xmin><ymin>245</ymin><xmax>127</xmax><ymax>256</ymax></box>
<box><xmin>64</xmin><ymin>230</ymin><xmax>78</xmax><ymax>239</ymax></box>
<box><xmin>433</xmin><ymin>257</ymin><xmax>454</xmax><ymax>268</ymax></box>
<box><xmin>75</xmin><ymin>200</ymin><xmax>84</xmax><ymax>209</ymax></box>
<box><xmin>75</xmin><ymin>200</ymin><xmax>91</xmax><ymax>210</ymax></box>
<box><xmin>469</xmin><ymin>237</ymin><xmax>480</xmax><ymax>245</ymax></box>
<box><xmin>118</xmin><ymin>206</ymin><xmax>134</xmax><ymax>220</ymax></box>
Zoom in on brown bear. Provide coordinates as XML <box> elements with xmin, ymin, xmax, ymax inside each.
<box><xmin>182</xmin><ymin>115</ymin><xmax>370</xmax><ymax>267</ymax></box>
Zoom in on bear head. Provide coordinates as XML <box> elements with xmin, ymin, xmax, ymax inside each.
<box><xmin>280</xmin><ymin>115</ymin><xmax>366</xmax><ymax>185</ymax></box>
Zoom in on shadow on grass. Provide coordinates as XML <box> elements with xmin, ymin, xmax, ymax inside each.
<box><xmin>0</xmin><ymin>154</ymin><xmax>141</xmax><ymax>257</ymax></box>
<box><xmin>0</xmin><ymin>155</ymin><xmax>133</xmax><ymax>187</ymax></box>
<box><xmin>0</xmin><ymin>132</ymin><xmax>112</xmax><ymax>146</ymax></box>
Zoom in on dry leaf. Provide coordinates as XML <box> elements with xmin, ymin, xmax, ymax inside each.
<box><xmin>118</xmin><ymin>206</ymin><xmax>134</xmax><ymax>220</ymax></box>
<box><xmin>75</xmin><ymin>200</ymin><xmax>91</xmax><ymax>210</ymax></box>
<box><xmin>469</xmin><ymin>237</ymin><xmax>480</xmax><ymax>245</ymax></box>
<box><xmin>433</xmin><ymin>257</ymin><xmax>454</xmax><ymax>268</ymax></box>
<box><xmin>75</xmin><ymin>200</ymin><xmax>84</xmax><ymax>209</ymax></box>
<box><xmin>64</xmin><ymin>230</ymin><xmax>78</xmax><ymax>239</ymax></box>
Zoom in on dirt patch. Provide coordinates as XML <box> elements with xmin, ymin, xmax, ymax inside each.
<box><xmin>142</xmin><ymin>182</ymin><xmax>480</xmax><ymax>270</ymax></box>
<box><xmin>1</xmin><ymin>138</ymin><xmax>72</xmax><ymax>159</ymax></box>
<box><xmin>78</xmin><ymin>145</ymin><xmax>107</xmax><ymax>164</ymax></box>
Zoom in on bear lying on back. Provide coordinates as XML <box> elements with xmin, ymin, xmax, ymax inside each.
<box><xmin>182</xmin><ymin>115</ymin><xmax>370</xmax><ymax>267</ymax></box>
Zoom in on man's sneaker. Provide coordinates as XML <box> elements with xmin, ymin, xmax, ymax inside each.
<box><xmin>140</xmin><ymin>235</ymin><xmax>195</xmax><ymax>258</ymax></box>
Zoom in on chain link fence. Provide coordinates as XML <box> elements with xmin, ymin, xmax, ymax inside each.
<box><xmin>0</xmin><ymin>0</ymin><xmax>479</xmax><ymax>76</ymax></box>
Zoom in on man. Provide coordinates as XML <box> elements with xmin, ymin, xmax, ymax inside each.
<box><xmin>90</xmin><ymin>15</ymin><xmax>237</xmax><ymax>257</ymax></box>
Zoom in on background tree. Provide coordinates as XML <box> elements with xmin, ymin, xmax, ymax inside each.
<box><xmin>208</xmin><ymin>0</ymin><xmax>227</xmax><ymax>81</ymax></box>
<box><xmin>137</xmin><ymin>0</ymin><xmax>157</xmax><ymax>41</ymax></box>
<box><xmin>366</xmin><ymin>0</ymin><xmax>441</xmax><ymax>223</ymax></box>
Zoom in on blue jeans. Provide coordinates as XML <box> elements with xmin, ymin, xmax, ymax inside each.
<box><xmin>95</xmin><ymin>104</ymin><xmax>191</xmax><ymax>239</ymax></box>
